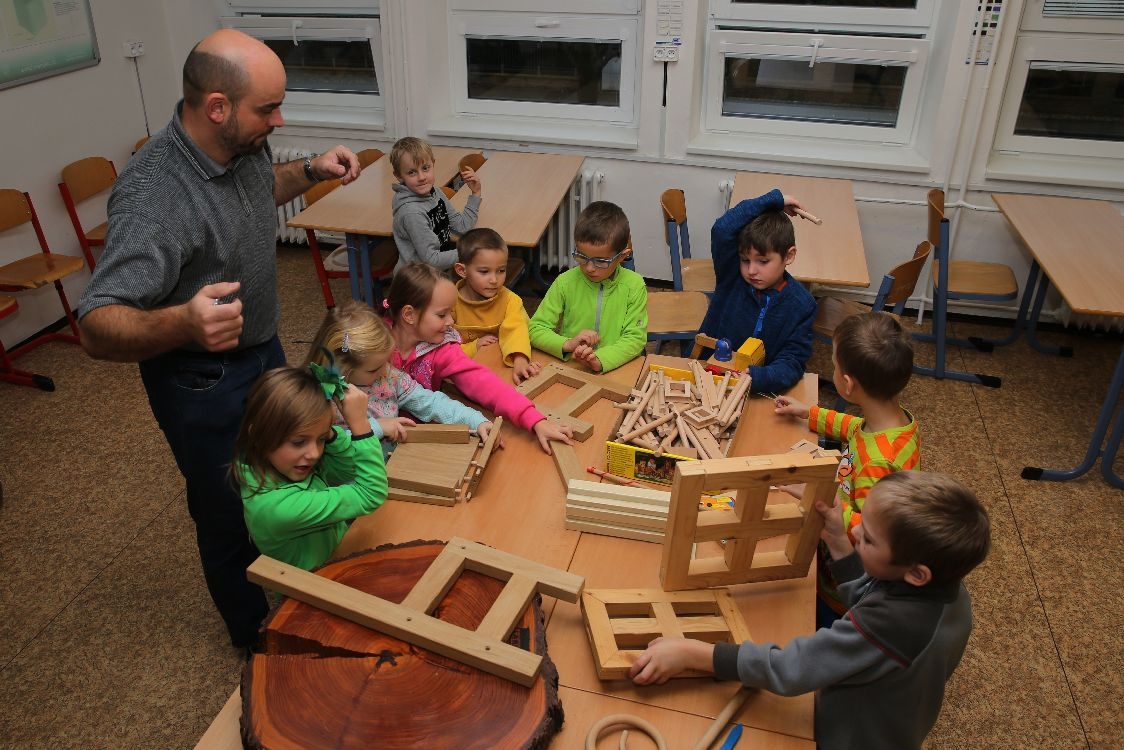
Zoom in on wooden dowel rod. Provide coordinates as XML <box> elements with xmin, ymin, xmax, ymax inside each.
<box><xmin>792</xmin><ymin>207</ymin><xmax>822</xmax><ymax>225</ymax></box>
<box><xmin>690</xmin><ymin>688</ymin><xmax>752</xmax><ymax>750</ymax></box>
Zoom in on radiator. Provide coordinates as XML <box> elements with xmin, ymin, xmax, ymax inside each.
<box><xmin>1056</xmin><ymin>301</ymin><xmax>1124</xmax><ymax>333</ymax></box>
<box><xmin>539</xmin><ymin>169</ymin><xmax>604</xmax><ymax>273</ymax></box>
<box><xmin>271</xmin><ymin>145</ymin><xmax>315</xmax><ymax>244</ymax></box>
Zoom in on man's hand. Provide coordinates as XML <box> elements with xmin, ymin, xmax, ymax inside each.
<box><xmin>313</xmin><ymin>146</ymin><xmax>361</xmax><ymax>185</ymax></box>
<box><xmin>189</xmin><ymin>282</ymin><xmax>243</xmax><ymax>352</ymax></box>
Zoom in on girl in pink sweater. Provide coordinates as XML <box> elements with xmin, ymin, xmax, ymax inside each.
<box><xmin>384</xmin><ymin>263</ymin><xmax>573</xmax><ymax>454</ymax></box>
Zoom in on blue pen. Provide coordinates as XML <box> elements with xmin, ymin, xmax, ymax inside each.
<box><xmin>719</xmin><ymin>723</ymin><xmax>743</xmax><ymax>750</ymax></box>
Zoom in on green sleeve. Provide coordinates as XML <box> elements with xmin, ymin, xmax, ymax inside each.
<box><xmin>595</xmin><ymin>276</ymin><xmax>648</xmax><ymax>372</ymax></box>
<box><xmin>528</xmin><ymin>278</ymin><xmax>569</xmax><ymax>359</ymax></box>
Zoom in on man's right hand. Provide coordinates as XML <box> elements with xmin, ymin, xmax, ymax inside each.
<box><xmin>190</xmin><ymin>282</ymin><xmax>243</xmax><ymax>351</ymax></box>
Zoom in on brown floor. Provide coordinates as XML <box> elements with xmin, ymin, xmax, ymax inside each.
<box><xmin>1</xmin><ymin>245</ymin><xmax>1121</xmax><ymax>749</ymax></box>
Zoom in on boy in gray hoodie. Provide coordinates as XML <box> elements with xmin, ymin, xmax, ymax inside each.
<box><xmin>629</xmin><ymin>471</ymin><xmax>991</xmax><ymax>750</ymax></box>
<box><xmin>390</xmin><ymin>137</ymin><xmax>481</xmax><ymax>272</ymax></box>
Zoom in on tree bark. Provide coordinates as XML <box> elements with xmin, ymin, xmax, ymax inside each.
<box><xmin>241</xmin><ymin>540</ymin><xmax>563</xmax><ymax>749</ymax></box>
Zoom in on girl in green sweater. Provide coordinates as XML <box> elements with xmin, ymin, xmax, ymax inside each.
<box><xmin>232</xmin><ymin>365</ymin><xmax>388</xmax><ymax>571</ymax></box>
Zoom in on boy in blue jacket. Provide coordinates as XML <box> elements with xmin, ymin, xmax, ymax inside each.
<box><xmin>699</xmin><ymin>189</ymin><xmax>816</xmax><ymax>394</ymax></box>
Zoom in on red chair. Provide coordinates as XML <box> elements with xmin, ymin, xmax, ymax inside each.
<box><xmin>58</xmin><ymin>156</ymin><xmax>118</xmax><ymax>271</ymax></box>
<box><xmin>0</xmin><ymin>190</ymin><xmax>85</xmax><ymax>390</ymax></box>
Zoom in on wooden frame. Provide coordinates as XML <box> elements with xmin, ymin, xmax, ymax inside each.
<box><xmin>581</xmin><ymin>588</ymin><xmax>753</xmax><ymax>680</ymax></box>
<box><xmin>660</xmin><ymin>452</ymin><xmax>840</xmax><ymax>591</ymax></box>
<box><xmin>247</xmin><ymin>537</ymin><xmax>584</xmax><ymax>687</ymax></box>
<box><xmin>517</xmin><ymin>363</ymin><xmax>633</xmax><ymax>440</ymax></box>
<box><xmin>386</xmin><ymin>418</ymin><xmax>503</xmax><ymax>505</ymax></box>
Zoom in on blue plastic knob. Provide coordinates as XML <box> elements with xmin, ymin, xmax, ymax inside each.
<box><xmin>714</xmin><ymin>338</ymin><xmax>733</xmax><ymax>361</ymax></box>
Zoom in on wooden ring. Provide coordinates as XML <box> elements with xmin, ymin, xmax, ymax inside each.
<box><xmin>585</xmin><ymin>714</ymin><xmax>668</xmax><ymax>750</ymax></box>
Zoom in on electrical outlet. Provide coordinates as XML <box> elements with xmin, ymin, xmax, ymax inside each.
<box><xmin>652</xmin><ymin>45</ymin><xmax>680</xmax><ymax>62</ymax></box>
<box><xmin>123</xmin><ymin>40</ymin><xmax>145</xmax><ymax>58</ymax></box>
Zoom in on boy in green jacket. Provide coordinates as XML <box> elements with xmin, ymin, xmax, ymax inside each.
<box><xmin>528</xmin><ymin>201</ymin><xmax>648</xmax><ymax>373</ymax></box>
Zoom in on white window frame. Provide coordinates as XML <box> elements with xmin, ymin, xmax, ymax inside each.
<box><xmin>225</xmin><ymin>0</ymin><xmax>378</xmax><ymax>15</ymax></box>
<box><xmin>702</xmin><ymin>30</ymin><xmax>929</xmax><ymax>147</ymax></box>
<box><xmin>991</xmin><ymin>35</ymin><xmax>1124</xmax><ymax>164</ymax></box>
<box><xmin>448</xmin><ymin>12</ymin><xmax>639</xmax><ymax>125</ymax></box>
<box><xmin>710</xmin><ymin>0</ymin><xmax>935</xmax><ymax>34</ymax></box>
<box><xmin>222</xmin><ymin>16</ymin><xmax>386</xmax><ymax>131</ymax></box>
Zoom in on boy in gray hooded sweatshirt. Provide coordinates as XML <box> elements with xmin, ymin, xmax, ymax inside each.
<box><xmin>390</xmin><ymin>136</ymin><xmax>481</xmax><ymax>273</ymax></box>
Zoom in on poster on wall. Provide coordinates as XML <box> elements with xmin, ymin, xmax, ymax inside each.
<box><xmin>0</xmin><ymin>0</ymin><xmax>99</xmax><ymax>91</ymax></box>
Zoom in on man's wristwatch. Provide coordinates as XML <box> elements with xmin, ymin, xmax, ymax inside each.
<box><xmin>303</xmin><ymin>155</ymin><xmax>320</xmax><ymax>182</ymax></box>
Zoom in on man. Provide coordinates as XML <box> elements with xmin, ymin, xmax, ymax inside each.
<box><xmin>78</xmin><ymin>29</ymin><xmax>360</xmax><ymax>650</ymax></box>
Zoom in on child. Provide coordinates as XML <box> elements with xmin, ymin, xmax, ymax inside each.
<box><xmin>306</xmin><ymin>300</ymin><xmax>495</xmax><ymax>456</ymax></box>
<box><xmin>452</xmin><ymin>227</ymin><xmax>541</xmax><ymax>385</ymax></box>
<box><xmin>385</xmin><ymin>262</ymin><xmax>574</xmax><ymax>454</ymax></box>
<box><xmin>390</xmin><ymin>136</ymin><xmax>481</xmax><ymax>272</ymax></box>
<box><xmin>527</xmin><ymin>201</ymin><xmax>647</xmax><ymax>373</ymax></box>
<box><xmin>774</xmin><ymin>311</ymin><xmax>920</xmax><ymax>625</ymax></box>
<box><xmin>232</xmin><ymin>365</ymin><xmax>388</xmax><ymax>571</ymax></box>
<box><xmin>629</xmin><ymin>470</ymin><xmax>991</xmax><ymax>750</ymax></box>
<box><xmin>701</xmin><ymin>189</ymin><xmax>816</xmax><ymax>394</ymax></box>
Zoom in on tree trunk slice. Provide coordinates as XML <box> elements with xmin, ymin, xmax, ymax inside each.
<box><xmin>241</xmin><ymin>540</ymin><xmax>563</xmax><ymax>750</ymax></box>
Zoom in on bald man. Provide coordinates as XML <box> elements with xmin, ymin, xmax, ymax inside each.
<box><xmin>78</xmin><ymin>29</ymin><xmax>361</xmax><ymax>651</ymax></box>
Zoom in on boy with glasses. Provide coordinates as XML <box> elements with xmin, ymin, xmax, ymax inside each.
<box><xmin>529</xmin><ymin>201</ymin><xmax>647</xmax><ymax>373</ymax></box>
<box><xmin>701</xmin><ymin>189</ymin><xmax>817</xmax><ymax>395</ymax></box>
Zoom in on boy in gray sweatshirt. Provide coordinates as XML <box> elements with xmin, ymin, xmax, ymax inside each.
<box><xmin>390</xmin><ymin>136</ymin><xmax>481</xmax><ymax>273</ymax></box>
<box><xmin>630</xmin><ymin>471</ymin><xmax>991</xmax><ymax>750</ymax></box>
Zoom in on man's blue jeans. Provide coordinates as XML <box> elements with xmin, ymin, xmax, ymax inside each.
<box><xmin>139</xmin><ymin>336</ymin><xmax>284</xmax><ymax>647</ymax></box>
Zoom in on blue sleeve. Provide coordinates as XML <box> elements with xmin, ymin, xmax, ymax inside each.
<box><xmin>396</xmin><ymin>374</ymin><xmax>489</xmax><ymax>429</ymax></box>
<box><xmin>710</xmin><ymin>189</ymin><xmax>785</xmax><ymax>287</ymax></box>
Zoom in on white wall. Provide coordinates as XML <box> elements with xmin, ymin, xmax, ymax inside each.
<box><xmin>0</xmin><ymin>0</ymin><xmax>190</xmax><ymax>346</ymax></box>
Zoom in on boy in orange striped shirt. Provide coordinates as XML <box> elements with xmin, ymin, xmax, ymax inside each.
<box><xmin>775</xmin><ymin>311</ymin><xmax>919</xmax><ymax>627</ymax></box>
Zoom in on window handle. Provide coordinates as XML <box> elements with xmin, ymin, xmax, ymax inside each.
<box><xmin>292</xmin><ymin>19</ymin><xmax>303</xmax><ymax>45</ymax></box>
<box><xmin>809</xmin><ymin>38</ymin><xmax>822</xmax><ymax>68</ymax></box>
<box><xmin>534</xmin><ymin>18</ymin><xmax>561</xmax><ymax>28</ymax></box>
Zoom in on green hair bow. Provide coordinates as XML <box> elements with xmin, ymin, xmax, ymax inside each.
<box><xmin>308</xmin><ymin>360</ymin><xmax>349</xmax><ymax>402</ymax></box>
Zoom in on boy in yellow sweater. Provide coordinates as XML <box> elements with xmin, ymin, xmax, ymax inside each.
<box><xmin>452</xmin><ymin>228</ymin><xmax>541</xmax><ymax>384</ymax></box>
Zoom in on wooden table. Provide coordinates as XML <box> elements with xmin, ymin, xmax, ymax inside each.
<box><xmin>993</xmin><ymin>193</ymin><xmax>1124</xmax><ymax>488</ymax></box>
<box><xmin>450</xmin><ymin>151</ymin><xmax>586</xmax><ymax>289</ymax></box>
<box><xmin>731</xmin><ymin>172</ymin><xmax>869</xmax><ymax>289</ymax></box>
<box><xmin>287</xmin><ymin>146</ymin><xmax>478</xmax><ymax>304</ymax></box>
<box><xmin>195</xmin><ymin>349</ymin><xmax>820</xmax><ymax>749</ymax></box>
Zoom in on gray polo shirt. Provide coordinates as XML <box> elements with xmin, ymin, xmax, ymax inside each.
<box><xmin>78</xmin><ymin>102</ymin><xmax>280</xmax><ymax>351</ymax></box>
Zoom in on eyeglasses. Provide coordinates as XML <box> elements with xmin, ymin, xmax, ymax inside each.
<box><xmin>570</xmin><ymin>248</ymin><xmax>629</xmax><ymax>269</ymax></box>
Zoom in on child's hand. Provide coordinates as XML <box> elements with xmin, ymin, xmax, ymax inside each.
<box><xmin>774</xmin><ymin>395</ymin><xmax>810</xmax><ymax>419</ymax></box>
<box><xmin>461</xmin><ymin>167</ymin><xmax>482</xmax><ymax>196</ymax></box>
<box><xmin>563</xmin><ymin>330</ymin><xmax>600</xmax><ymax>353</ymax></box>
<box><xmin>629</xmin><ymin>637</ymin><xmax>715</xmax><ymax>686</ymax></box>
<box><xmin>776</xmin><ymin>483</ymin><xmax>804</xmax><ymax>499</ymax></box>
<box><xmin>512</xmin><ymin>355</ymin><xmax>541</xmax><ymax>385</ymax></box>
<box><xmin>781</xmin><ymin>194</ymin><xmax>806</xmax><ymax>216</ymax></box>
<box><xmin>340</xmin><ymin>383</ymin><xmax>371</xmax><ymax>434</ymax></box>
<box><xmin>377</xmin><ymin>417</ymin><xmax>415</xmax><ymax>442</ymax></box>
<box><xmin>572</xmin><ymin>344</ymin><xmax>603</xmax><ymax>373</ymax></box>
<box><xmin>815</xmin><ymin>496</ymin><xmax>853</xmax><ymax>560</ymax></box>
<box><xmin>532</xmin><ymin>418</ymin><xmax>574</xmax><ymax>455</ymax></box>
<box><xmin>476</xmin><ymin>334</ymin><xmax>498</xmax><ymax>349</ymax></box>
<box><xmin>476</xmin><ymin>421</ymin><xmax>504</xmax><ymax>450</ymax></box>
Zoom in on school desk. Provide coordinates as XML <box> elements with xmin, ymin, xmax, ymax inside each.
<box><xmin>194</xmin><ymin>348</ymin><xmax>821</xmax><ymax>749</ymax></box>
<box><xmin>448</xmin><ymin>151</ymin><xmax>586</xmax><ymax>290</ymax></box>
<box><xmin>286</xmin><ymin>146</ymin><xmax>478</xmax><ymax>304</ymax></box>
<box><xmin>730</xmin><ymin>172</ymin><xmax>870</xmax><ymax>289</ymax></box>
<box><xmin>992</xmin><ymin>193</ymin><xmax>1124</xmax><ymax>489</ymax></box>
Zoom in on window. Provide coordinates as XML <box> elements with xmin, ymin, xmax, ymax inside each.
<box><xmin>449</xmin><ymin>12</ymin><xmax>637</xmax><ymax>124</ymax></box>
<box><xmin>988</xmin><ymin>2</ymin><xmax>1124</xmax><ymax>185</ymax></box>
<box><xmin>693</xmin><ymin>2</ymin><xmax>939</xmax><ymax>169</ymax></box>
<box><xmin>222</xmin><ymin>16</ymin><xmax>385</xmax><ymax>131</ymax></box>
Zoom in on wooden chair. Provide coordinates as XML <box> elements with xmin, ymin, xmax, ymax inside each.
<box><xmin>623</xmin><ymin>242</ymin><xmax>708</xmax><ymax>354</ymax></box>
<box><xmin>660</xmin><ymin>189</ymin><xmax>714</xmax><ymax>295</ymax></box>
<box><xmin>458</xmin><ymin>152</ymin><xmax>486</xmax><ymax>173</ymax></box>
<box><xmin>304</xmin><ymin>149</ymin><xmax>394</xmax><ymax>309</ymax></box>
<box><xmin>132</xmin><ymin>136</ymin><xmax>150</xmax><ymax>155</ymax></box>
<box><xmin>442</xmin><ymin>180</ymin><xmax>525</xmax><ymax>290</ymax></box>
<box><xmin>913</xmin><ymin>189</ymin><xmax>1010</xmax><ymax>387</ymax></box>
<box><xmin>58</xmin><ymin>156</ymin><xmax>117</xmax><ymax>271</ymax></box>
<box><xmin>0</xmin><ymin>190</ymin><xmax>84</xmax><ymax>390</ymax></box>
